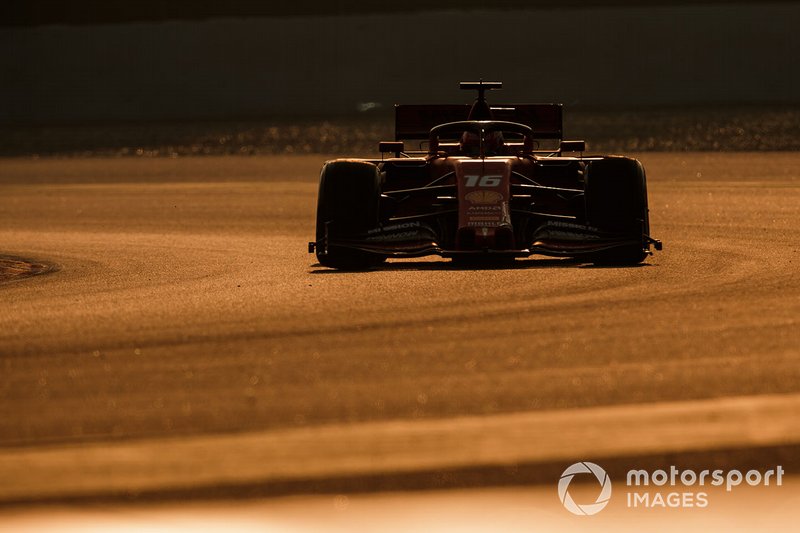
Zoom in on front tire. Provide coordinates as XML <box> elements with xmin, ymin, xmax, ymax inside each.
<box><xmin>584</xmin><ymin>157</ymin><xmax>650</xmax><ymax>265</ymax></box>
<box><xmin>315</xmin><ymin>160</ymin><xmax>385</xmax><ymax>270</ymax></box>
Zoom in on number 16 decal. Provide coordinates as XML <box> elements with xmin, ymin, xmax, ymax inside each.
<box><xmin>464</xmin><ymin>175</ymin><xmax>502</xmax><ymax>187</ymax></box>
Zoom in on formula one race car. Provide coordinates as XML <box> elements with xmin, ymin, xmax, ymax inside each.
<box><xmin>309</xmin><ymin>81</ymin><xmax>661</xmax><ymax>269</ymax></box>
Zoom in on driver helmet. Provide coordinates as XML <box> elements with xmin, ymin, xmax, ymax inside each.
<box><xmin>459</xmin><ymin>129</ymin><xmax>505</xmax><ymax>157</ymax></box>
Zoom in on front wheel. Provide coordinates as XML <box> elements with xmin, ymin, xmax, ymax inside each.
<box><xmin>315</xmin><ymin>160</ymin><xmax>385</xmax><ymax>270</ymax></box>
<box><xmin>584</xmin><ymin>157</ymin><xmax>651</xmax><ymax>265</ymax></box>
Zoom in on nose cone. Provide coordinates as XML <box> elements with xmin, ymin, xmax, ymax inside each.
<box><xmin>454</xmin><ymin>159</ymin><xmax>515</xmax><ymax>251</ymax></box>
<box><xmin>456</xmin><ymin>225</ymin><xmax>515</xmax><ymax>250</ymax></box>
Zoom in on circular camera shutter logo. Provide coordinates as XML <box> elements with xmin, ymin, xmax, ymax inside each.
<box><xmin>558</xmin><ymin>462</ymin><xmax>612</xmax><ymax>515</ymax></box>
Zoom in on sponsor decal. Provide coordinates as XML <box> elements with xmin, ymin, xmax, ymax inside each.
<box><xmin>467</xmin><ymin>205</ymin><xmax>502</xmax><ymax>212</ymax></box>
<box><xmin>367</xmin><ymin>221</ymin><xmax>421</xmax><ymax>235</ymax></box>
<box><xmin>465</xmin><ymin>190</ymin><xmax>503</xmax><ymax>204</ymax></box>
<box><xmin>534</xmin><ymin>221</ymin><xmax>602</xmax><ymax>241</ymax></box>
<box><xmin>365</xmin><ymin>231</ymin><xmax>422</xmax><ymax>242</ymax></box>
<box><xmin>467</xmin><ymin>216</ymin><xmax>502</xmax><ymax>222</ymax></box>
<box><xmin>365</xmin><ymin>221</ymin><xmax>435</xmax><ymax>243</ymax></box>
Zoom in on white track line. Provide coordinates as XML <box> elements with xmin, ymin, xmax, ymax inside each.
<box><xmin>2</xmin><ymin>393</ymin><xmax>799</xmax><ymax>501</ymax></box>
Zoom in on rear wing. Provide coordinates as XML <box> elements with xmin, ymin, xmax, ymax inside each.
<box><xmin>395</xmin><ymin>103</ymin><xmax>563</xmax><ymax>141</ymax></box>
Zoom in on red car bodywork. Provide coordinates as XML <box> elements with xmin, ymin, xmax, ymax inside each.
<box><xmin>311</xmin><ymin>82</ymin><xmax>661</xmax><ymax>267</ymax></box>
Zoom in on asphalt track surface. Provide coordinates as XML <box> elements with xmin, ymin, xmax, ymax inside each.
<box><xmin>1</xmin><ymin>153</ymin><xmax>799</xmax><ymax>530</ymax></box>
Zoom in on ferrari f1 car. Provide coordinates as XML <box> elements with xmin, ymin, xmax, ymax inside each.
<box><xmin>309</xmin><ymin>81</ymin><xmax>661</xmax><ymax>269</ymax></box>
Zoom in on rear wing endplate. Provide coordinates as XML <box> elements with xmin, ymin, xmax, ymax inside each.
<box><xmin>395</xmin><ymin>103</ymin><xmax>563</xmax><ymax>140</ymax></box>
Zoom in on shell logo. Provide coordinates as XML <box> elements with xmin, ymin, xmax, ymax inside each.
<box><xmin>465</xmin><ymin>190</ymin><xmax>503</xmax><ymax>204</ymax></box>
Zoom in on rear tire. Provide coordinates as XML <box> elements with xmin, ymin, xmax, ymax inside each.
<box><xmin>584</xmin><ymin>157</ymin><xmax>650</xmax><ymax>265</ymax></box>
<box><xmin>315</xmin><ymin>160</ymin><xmax>385</xmax><ymax>270</ymax></box>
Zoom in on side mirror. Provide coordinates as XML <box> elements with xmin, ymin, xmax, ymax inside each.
<box><xmin>379</xmin><ymin>141</ymin><xmax>404</xmax><ymax>157</ymax></box>
<box><xmin>560</xmin><ymin>140</ymin><xmax>586</xmax><ymax>153</ymax></box>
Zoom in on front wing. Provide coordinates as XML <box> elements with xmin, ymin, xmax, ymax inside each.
<box><xmin>310</xmin><ymin>220</ymin><xmax>655</xmax><ymax>260</ymax></box>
